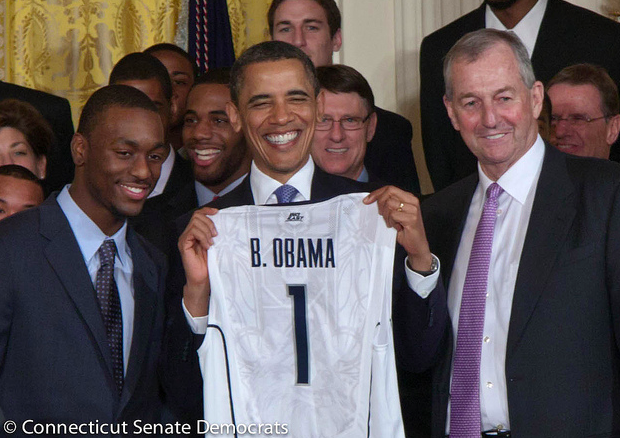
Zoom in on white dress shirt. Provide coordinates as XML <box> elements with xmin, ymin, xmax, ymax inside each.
<box><xmin>57</xmin><ymin>186</ymin><xmax>135</xmax><ymax>373</ymax></box>
<box><xmin>148</xmin><ymin>145</ymin><xmax>176</xmax><ymax>198</ymax></box>
<box><xmin>486</xmin><ymin>0</ymin><xmax>548</xmax><ymax>58</ymax></box>
<box><xmin>446</xmin><ymin>137</ymin><xmax>545</xmax><ymax>433</ymax></box>
<box><xmin>195</xmin><ymin>173</ymin><xmax>247</xmax><ymax>206</ymax></box>
<box><xmin>183</xmin><ymin>157</ymin><xmax>438</xmax><ymax>332</ymax></box>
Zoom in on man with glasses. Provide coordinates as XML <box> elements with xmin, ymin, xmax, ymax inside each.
<box><xmin>547</xmin><ymin>64</ymin><xmax>620</xmax><ymax>159</ymax></box>
<box><xmin>311</xmin><ymin>65</ymin><xmax>379</xmax><ymax>182</ymax></box>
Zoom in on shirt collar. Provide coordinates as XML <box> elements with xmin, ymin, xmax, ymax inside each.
<box><xmin>477</xmin><ymin>135</ymin><xmax>545</xmax><ymax>205</ymax></box>
<box><xmin>485</xmin><ymin>0</ymin><xmax>547</xmax><ymax>58</ymax></box>
<box><xmin>148</xmin><ymin>145</ymin><xmax>176</xmax><ymax>198</ymax></box>
<box><xmin>195</xmin><ymin>173</ymin><xmax>248</xmax><ymax>205</ymax></box>
<box><xmin>56</xmin><ymin>186</ymin><xmax>130</xmax><ymax>267</ymax></box>
<box><xmin>357</xmin><ymin>166</ymin><xmax>369</xmax><ymax>183</ymax></box>
<box><xmin>250</xmin><ymin>158</ymin><xmax>314</xmax><ymax>205</ymax></box>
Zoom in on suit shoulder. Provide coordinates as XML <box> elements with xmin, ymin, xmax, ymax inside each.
<box><xmin>564</xmin><ymin>154</ymin><xmax>620</xmax><ymax>187</ymax></box>
<box><xmin>0</xmin><ymin>206</ymin><xmax>43</xmax><ymax>243</ymax></box>
<box><xmin>551</xmin><ymin>0</ymin><xmax>620</xmax><ymax>30</ymax></box>
<box><xmin>0</xmin><ymin>81</ymin><xmax>70</xmax><ymax>107</ymax></box>
<box><xmin>421</xmin><ymin>7</ymin><xmax>482</xmax><ymax>51</ymax></box>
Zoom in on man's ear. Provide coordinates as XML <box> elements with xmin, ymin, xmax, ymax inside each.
<box><xmin>331</xmin><ymin>28</ymin><xmax>342</xmax><ymax>53</ymax></box>
<box><xmin>35</xmin><ymin>155</ymin><xmax>47</xmax><ymax>179</ymax></box>
<box><xmin>366</xmin><ymin>111</ymin><xmax>378</xmax><ymax>142</ymax></box>
<box><xmin>226</xmin><ymin>101</ymin><xmax>243</xmax><ymax>133</ymax></box>
<box><xmin>71</xmin><ymin>133</ymin><xmax>88</xmax><ymax>167</ymax></box>
<box><xmin>315</xmin><ymin>89</ymin><xmax>325</xmax><ymax>122</ymax></box>
<box><xmin>606</xmin><ymin>114</ymin><xmax>620</xmax><ymax>145</ymax></box>
<box><xmin>443</xmin><ymin>95</ymin><xmax>460</xmax><ymax>131</ymax></box>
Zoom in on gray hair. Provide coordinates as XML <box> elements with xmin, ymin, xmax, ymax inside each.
<box><xmin>443</xmin><ymin>29</ymin><xmax>536</xmax><ymax>100</ymax></box>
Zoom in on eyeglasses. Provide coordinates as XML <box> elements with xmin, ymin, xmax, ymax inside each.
<box><xmin>550</xmin><ymin>114</ymin><xmax>609</xmax><ymax>127</ymax></box>
<box><xmin>315</xmin><ymin>113</ymin><xmax>372</xmax><ymax>131</ymax></box>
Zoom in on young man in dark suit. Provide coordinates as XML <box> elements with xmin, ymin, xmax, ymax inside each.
<box><xmin>0</xmin><ymin>85</ymin><xmax>168</xmax><ymax>430</ymax></box>
<box><xmin>423</xmin><ymin>29</ymin><xmax>620</xmax><ymax>437</ymax></box>
<box><xmin>161</xmin><ymin>41</ymin><xmax>447</xmax><ymax>429</ymax></box>
<box><xmin>420</xmin><ymin>0</ymin><xmax>620</xmax><ymax>192</ymax></box>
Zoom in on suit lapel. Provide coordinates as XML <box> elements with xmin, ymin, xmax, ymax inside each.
<box><xmin>39</xmin><ymin>198</ymin><xmax>114</xmax><ymax>377</ymax></box>
<box><xmin>120</xmin><ymin>229</ymin><xmax>160</xmax><ymax>410</ymax></box>
<box><xmin>507</xmin><ymin>146</ymin><xmax>576</xmax><ymax>358</ymax></box>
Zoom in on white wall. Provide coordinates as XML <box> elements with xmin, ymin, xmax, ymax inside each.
<box><xmin>336</xmin><ymin>0</ymin><xmax>609</xmax><ymax>193</ymax></box>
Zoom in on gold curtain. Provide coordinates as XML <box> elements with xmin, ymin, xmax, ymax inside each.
<box><xmin>1</xmin><ymin>0</ymin><xmax>181</xmax><ymax>124</ymax></box>
<box><xmin>0</xmin><ymin>0</ymin><xmax>271</xmax><ymax>125</ymax></box>
<box><xmin>228</xmin><ymin>0</ymin><xmax>271</xmax><ymax>58</ymax></box>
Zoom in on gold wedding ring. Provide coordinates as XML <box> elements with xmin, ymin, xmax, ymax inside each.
<box><xmin>397</xmin><ymin>202</ymin><xmax>404</xmax><ymax>212</ymax></box>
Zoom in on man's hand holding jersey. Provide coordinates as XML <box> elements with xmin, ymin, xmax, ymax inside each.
<box><xmin>179</xmin><ymin>206</ymin><xmax>219</xmax><ymax>317</ymax></box>
<box><xmin>364</xmin><ymin>186</ymin><xmax>434</xmax><ymax>273</ymax></box>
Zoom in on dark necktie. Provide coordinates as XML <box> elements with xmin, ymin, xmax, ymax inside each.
<box><xmin>450</xmin><ymin>183</ymin><xmax>503</xmax><ymax>437</ymax></box>
<box><xmin>96</xmin><ymin>239</ymin><xmax>124</xmax><ymax>396</ymax></box>
<box><xmin>274</xmin><ymin>184</ymin><xmax>298</xmax><ymax>204</ymax></box>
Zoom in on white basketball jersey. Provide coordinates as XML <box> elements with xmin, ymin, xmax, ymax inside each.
<box><xmin>199</xmin><ymin>193</ymin><xmax>405</xmax><ymax>438</ymax></box>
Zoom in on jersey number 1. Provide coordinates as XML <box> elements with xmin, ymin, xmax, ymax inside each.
<box><xmin>288</xmin><ymin>285</ymin><xmax>309</xmax><ymax>384</ymax></box>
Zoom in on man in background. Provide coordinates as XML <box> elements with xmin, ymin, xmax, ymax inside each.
<box><xmin>547</xmin><ymin>63</ymin><xmax>620</xmax><ymax>159</ymax></box>
<box><xmin>268</xmin><ymin>0</ymin><xmax>420</xmax><ymax>193</ymax></box>
<box><xmin>0</xmin><ymin>165</ymin><xmax>44</xmax><ymax>221</ymax></box>
<box><xmin>311</xmin><ymin>64</ymin><xmax>378</xmax><ymax>182</ymax></box>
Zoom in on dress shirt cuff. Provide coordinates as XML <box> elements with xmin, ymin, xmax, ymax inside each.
<box><xmin>404</xmin><ymin>254</ymin><xmax>440</xmax><ymax>299</ymax></box>
<box><xmin>182</xmin><ymin>298</ymin><xmax>209</xmax><ymax>334</ymax></box>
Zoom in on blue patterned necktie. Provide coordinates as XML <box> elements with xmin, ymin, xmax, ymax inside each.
<box><xmin>96</xmin><ymin>239</ymin><xmax>124</xmax><ymax>396</ymax></box>
<box><xmin>450</xmin><ymin>183</ymin><xmax>503</xmax><ymax>437</ymax></box>
<box><xmin>274</xmin><ymin>184</ymin><xmax>299</xmax><ymax>204</ymax></box>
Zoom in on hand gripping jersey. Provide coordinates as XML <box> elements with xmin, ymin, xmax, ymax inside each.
<box><xmin>200</xmin><ymin>193</ymin><xmax>405</xmax><ymax>438</ymax></box>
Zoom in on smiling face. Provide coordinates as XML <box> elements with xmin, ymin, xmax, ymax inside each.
<box><xmin>0</xmin><ymin>174</ymin><xmax>44</xmax><ymax>221</ymax></box>
<box><xmin>444</xmin><ymin>42</ymin><xmax>543</xmax><ymax>180</ymax></box>
<box><xmin>272</xmin><ymin>0</ymin><xmax>341</xmax><ymax>67</ymax></box>
<box><xmin>183</xmin><ymin>83</ymin><xmax>250</xmax><ymax>192</ymax></box>
<box><xmin>0</xmin><ymin>127</ymin><xmax>46</xmax><ymax>178</ymax></box>
<box><xmin>227</xmin><ymin>58</ymin><xmax>323</xmax><ymax>183</ymax></box>
<box><xmin>150</xmin><ymin>50</ymin><xmax>196</xmax><ymax>127</ymax></box>
<box><xmin>547</xmin><ymin>83</ymin><xmax>620</xmax><ymax>159</ymax></box>
<box><xmin>70</xmin><ymin>106</ymin><xmax>167</xmax><ymax>235</ymax></box>
<box><xmin>311</xmin><ymin>91</ymin><xmax>376</xmax><ymax>180</ymax></box>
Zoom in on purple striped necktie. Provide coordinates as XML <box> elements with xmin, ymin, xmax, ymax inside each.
<box><xmin>450</xmin><ymin>182</ymin><xmax>503</xmax><ymax>437</ymax></box>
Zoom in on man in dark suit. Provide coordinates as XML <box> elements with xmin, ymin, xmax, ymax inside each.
<box><xmin>422</xmin><ymin>29</ymin><xmax>620</xmax><ymax>437</ymax></box>
<box><xmin>420</xmin><ymin>0</ymin><xmax>620</xmax><ymax>191</ymax></box>
<box><xmin>267</xmin><ymin>0</ymin><xmax>420</xmax><ymax>192</ymax></box>
<box><xmin>160</xmin><ymin>41</ymin><xmax>447</xmax><ymax>430</ymax></box>
<box><xmin>0</xmin><ymin>81</ymin><xmax>75</xmax><ymax>192</ymax></box>
<box><xmin>0</xmin><ymin>85</ymin><xmax>168</xmax><ymax>431</ymax></box>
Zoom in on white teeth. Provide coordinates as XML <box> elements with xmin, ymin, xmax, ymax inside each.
<box><xmin>485</xmin><ymin>133</ymin><xmax>505</xmax><ymax>140</ymax></box>
<box><xmin>326</xmin><ymin>148</ymin><xmax>348</xmax><ymax>154</ymax></box>
<box><xmin>195</xmin><ymin>149</ymin><xmax>221</xmax><ymax>161</ymax></box>
<box><xmin>121</xmin><ymin>185</ymin><xmax>144</xmax><ymax>194</ymax></box>
<box><xmin>265</xmin><ymin>131</ymin><xmax>299</xmax><ymax>145</ymax></box>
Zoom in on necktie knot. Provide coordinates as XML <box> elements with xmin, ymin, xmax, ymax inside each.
<box><xmin>98</xmin><ymin>239</ymin><xmax>117</xmax><ymax>268</ymax></box>
<box><xmin>486</xmin><ymin>182</ymin><xmax>503</xmax><ymax>202</ymax></box>
<box><xmin>274</xmin><ymin>184</ymin><xmax>298</xmax><ymax>204</ymax></box>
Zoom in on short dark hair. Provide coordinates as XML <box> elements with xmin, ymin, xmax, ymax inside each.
<box><xmin>230</xmin><ymin>41</ymin><xmax>319</xmax><ymax>105</ymax></box>
<box><xmin>0</xmin><ymin>164</ymin><xmax>45</xmax><ymax>191</ymax></box>
<box><xmin>144</xmin><ymin>43</ymin><xmax>199</xmax><ymax>79</ymax></box>
<box><xmin>444</xmin><ymin>29</ymin><xmax>535</xmax><ymax>101</ymax></box>
<box><xmin>77</xmin><ymin>85</ymin><xmax>159</xmax><ymax>137</ymax></box>
<box><xmin>547</xmin><ymin>63</ymin><xmax>620</xmax><ymax>117</ymax></box>
<box><xmin>0</xmin><ymin>99</ymin><xmax>53</xmax><ymax>158</ymax></box>
<box><xmin>195</xmin><ymin>68</ymin><xmax>232</xmax><ymax>87</ymax></box>
<box><xmin>317</xmin><ymin>64</ymin><xmax>375</xmax><ymax>111</ymax></box>
<box><xmin>109</xmin><ymin>52</ymin><xmax>173</xmax><ymax>101</ymax></box>
<box><xmin>268</xmin><ymin>0</ymin><xmax>341</xmax><ymax>38</ymax></box>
